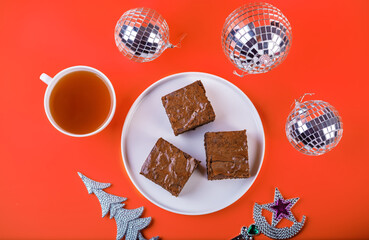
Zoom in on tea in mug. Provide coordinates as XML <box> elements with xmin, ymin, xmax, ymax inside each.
<box><xmin>49</xmin><ymin>71</ymin><xmax>112</xmax><ymax>134</ymax></box>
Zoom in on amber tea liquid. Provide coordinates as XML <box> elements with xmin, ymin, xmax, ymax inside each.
<box><xmin>49</xmin><ymin>71</ymin><xmax>112</xmax><ymax>134</ymax></box>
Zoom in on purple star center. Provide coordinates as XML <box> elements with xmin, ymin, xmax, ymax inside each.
<box><xmin>270</xmin><ymin>199</ymin><xmax>291</xmax><ymax>219</ymax></box>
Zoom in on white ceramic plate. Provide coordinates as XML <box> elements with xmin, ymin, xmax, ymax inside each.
<box><xmin>121</xmin><ymin>72</ymin><xmax>265</xmax><ymax>215</ymax></box>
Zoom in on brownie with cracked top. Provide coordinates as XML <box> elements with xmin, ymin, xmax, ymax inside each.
<box><xmin>204</xmin><ymin>130</ymin><xmax>250</xmax><ymax>180</ymax></box>
<box><xmin>140</xmin><ymin>138</ymin><xmax>200</xmax><ymax>197</ymax></box>
<box><xmin>161</xmin><ymin>80</ymin><xmax>215</xmax><ymax>136</ymax></box>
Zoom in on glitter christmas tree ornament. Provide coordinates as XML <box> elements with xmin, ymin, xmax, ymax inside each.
<box><xmin>221</xmin><ymin>2</ymin><xmax>292</xmax><ymax>77</ymax></box>
<box><xmin>78</xmin><ymin>172</ymin><xmax>159</xmax><ymax>240</ymax></box>
<box><xmin>286</xmin><ymin>93</ymin><xmax>343</xmax><ymax>156</ymax></box>
<box><xmin>115</xmin><ymin>7</ymin><xmax>177</xmax><ymax>63</ymax></box>
<box><xmin>232</xmin><ymin>188</ymin><xmax>306</xmax><ymax>240</ymax></box>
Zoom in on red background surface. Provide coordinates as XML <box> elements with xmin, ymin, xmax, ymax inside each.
<box><xmin>1</xmin><ymin>0</ymin><xmax>368</xmax><ymax>239</ymax></box>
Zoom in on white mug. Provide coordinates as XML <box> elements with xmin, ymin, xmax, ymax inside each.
<box><xmin>40</xmin><ymin>65</ymin><xmax>116</xmax><ymax>137</ymax></box>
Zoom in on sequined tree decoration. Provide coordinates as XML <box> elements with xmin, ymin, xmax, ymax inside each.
<box><xmin>78</xmin><ymin>172</ymin><xmax>159</xmax><ymax>240</ymax></box>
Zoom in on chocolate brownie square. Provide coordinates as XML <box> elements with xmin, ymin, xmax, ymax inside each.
<box><xmin>204</xmin><ymin>130</ymin><xmax>250</xmax><ymax>180</ymax></box>
<box><xmin>161</xmin><ymin>80</ymin><xmax>216</xmax><ymax>136</ymax></box>
<box><xmin>140</xmin><ymin>138</ymin><xmax>200</xmax><ymax>197</ymax></box>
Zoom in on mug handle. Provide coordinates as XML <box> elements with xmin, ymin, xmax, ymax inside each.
<box><xmin>40</xmin><ymin>73</ymin><xmax>52</xmax><ymax>85</ymax></box>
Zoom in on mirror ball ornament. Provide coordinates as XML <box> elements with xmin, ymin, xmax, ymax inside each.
<box><xmin>115</xmin><ymin>7</ymin><xmax>173</xmax><ymax>63</ymax></box>
<box><xmin>286</xmin><ymin>94</ymin><xmax>343</xmax><ymax>156</ymax></box>
<box><xmin>221</xmin><ymin>2</ymin><xmax>292</xmax><ymax>76</ymax></box>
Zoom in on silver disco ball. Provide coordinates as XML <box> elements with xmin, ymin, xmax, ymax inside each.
<box><xmin>222</xmin><ymin>2</ymin><xmax>292</xmax><ymax>76</ymax></box>
<box><xmin>114</xmin><ymin>7</ymin><xmax>171</xmax><ymax>62</ymax></box>
<box><xmin>286</xmin><ymin>96</ymin><xmax>343</xmax><ymax>156</ymax></box>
